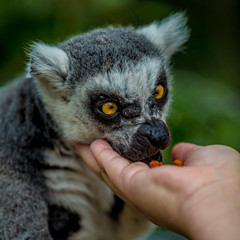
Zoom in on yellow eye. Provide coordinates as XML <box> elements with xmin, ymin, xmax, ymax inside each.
<box><xmin>154</xmin><ymin>85</ymin><xmax>165</xmax><ymax>99</ymax></box>
<box><xmin>102</xmin><ymin>102</ymin><xmax>118</xmax><ymax>115</ymax></box>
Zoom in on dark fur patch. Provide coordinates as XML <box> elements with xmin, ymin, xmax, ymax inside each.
<box><xmin>110</xmin><ymin>195</ymin><xmax>124</xmax><ymax>221</ymax></box>
<box><xmin>48</xmin><ymin>205</ymin><xmax>81</xmax><ymax>240</ymax></box>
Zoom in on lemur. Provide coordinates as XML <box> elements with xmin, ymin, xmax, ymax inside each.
<box><xmin>0</xmin><ymin>13</ymin><xmax>189</xmax><ymax>240</ymax></box>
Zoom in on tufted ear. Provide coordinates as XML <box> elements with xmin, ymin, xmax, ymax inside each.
<box><xmin>138</xmin><ymin>12</ymin><xmax>190</xmax><ymax>59</ymax></box>
<box><xmin>27</xmin><ymin>43</ymin><xmax>70</xmax><ymax>90</ymax></box>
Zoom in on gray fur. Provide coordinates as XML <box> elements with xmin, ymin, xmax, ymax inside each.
<box><xmin>0</xmin><ymin>13</ymin><xmax>189</xmax><ymax>240</ymax></box>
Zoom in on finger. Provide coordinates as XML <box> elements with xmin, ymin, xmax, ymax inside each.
<box><xmin>75</xmin><ymin>143</ymin><xmax>102</xmax><ymax>176</ymax></box>
<box><xmin>90</xmin><ymin>139</ymin><xmax>149</xmax><ymax>190</ymax></box>
<box><xmin>172</xmin><ymin>142</ymin><xmax>201</xmax><ymax>163</ymax></box>
<box><xmin>90</xmin><ymin>139</ymin><xmax>131</xmax><ymax>172</ymax></box>
<box><xmin>76</xmin><ymin>143</ymin><xmax>133</xmax><ymax>204</ymax></box>
<box><xmin>100</xmin><ymin>171</ymin><xmax>131</xmax><ymax>204</ymax></box>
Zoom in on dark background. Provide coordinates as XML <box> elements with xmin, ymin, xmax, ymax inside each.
<box><xmin>0</xmin><ymin>1</ymin><xmax>239</xmax><ymax>238</ymax></box>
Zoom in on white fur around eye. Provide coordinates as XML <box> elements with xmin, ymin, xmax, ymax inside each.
<box><xmin>86</xmin><ymin>57</ymin><xmax>166</xmax><ymax>106</ymax></box>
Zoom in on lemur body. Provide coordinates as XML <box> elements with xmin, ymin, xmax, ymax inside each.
<box><xmin>0</xmin><ymin>13</ymin><xmax>189</xmax><ymax>240</ymax></box>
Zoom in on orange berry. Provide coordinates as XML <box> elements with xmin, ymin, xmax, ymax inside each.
<box><xmin>149</xmin><ymin>160</ymin><xmax>163</xmax><ymax>168</ymax></box>
<box><xmin>173</xmin><ymin>159</ymin><xmax>183</xmax><ymax>167</ymax></box>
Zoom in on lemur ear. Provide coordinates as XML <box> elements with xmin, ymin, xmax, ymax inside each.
<box><xmin>138</xmin><ymin>12</ymin><xmax>190</xmax><ymax>59</ymax></box>
<box><xmin>27</xmin><ymin>43</ymin><xmax>69</xmax><ymax>89</ymax></box>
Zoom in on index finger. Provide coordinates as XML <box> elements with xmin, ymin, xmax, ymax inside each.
<box><xmin>90</xmin><ymin>139</ymin><xmax>131</xmax><ymax>175</ymax></box>
<box><xmin>90</xmin><ymin>139</ymin><xmax>149</xmax><ymax>189</ymax></box>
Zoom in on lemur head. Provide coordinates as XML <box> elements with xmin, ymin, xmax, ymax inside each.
<box><xmin>27</xmin><ymin>13</ymin><xmax>189</xmax><ymax>162</ymax></box>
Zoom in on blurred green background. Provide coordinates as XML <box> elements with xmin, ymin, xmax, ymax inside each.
<box><xmin>0</xmin><ymin>0</ymin><xmax>239</xmax><ymax>239</ymax></box>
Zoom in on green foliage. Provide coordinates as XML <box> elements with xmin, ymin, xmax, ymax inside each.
<box><xmin>170</xmin><ymin>71</ymin><xmax>240</xmax><ymax>151</ymax></box>
<box><xmin>163</xmin><ymin>70</ymin><xmax>240</xmax><ymax>165</ymax></box>
<box><xmin>142</xmin><ymin>226</ymin><xmax>188</xmax><ymax>240</ymax></box>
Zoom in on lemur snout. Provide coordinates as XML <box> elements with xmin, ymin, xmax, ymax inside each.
<box><xmin>135</xmin><ymin>119</ymin><xmax>171</xmax><ymax>152</ymax></box>
<box><xmin>109</xmin><ymin>119</ymin><xmax>171</xmax><ymax>162</ymax></box>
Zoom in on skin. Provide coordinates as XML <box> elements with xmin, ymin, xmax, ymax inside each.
<box><xmin>75</xmin><ymin>140</ymin><xmax>240</xmax><ymax>240</ymax></box>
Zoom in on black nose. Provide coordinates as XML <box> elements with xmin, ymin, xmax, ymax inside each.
<box><xmin>136</xmin><ymin>119</ymin><xmax>171</xmax><ymax>150</ymax></box>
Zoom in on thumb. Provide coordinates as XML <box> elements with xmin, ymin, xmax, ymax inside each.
<box><xmin>172</xmin><ymin>142</ymin><xmax>201</xmax><ymax>163</ymax></box>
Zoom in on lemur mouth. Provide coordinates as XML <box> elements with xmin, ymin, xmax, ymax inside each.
<box><xmin>122</xmin><ymin>149</ymin><xmax>163</xmax><ymax>164</ymax></box>
<box><xmin>142</xmin><ymin>151</ymin><xmax>163</xmax><ymax>165</ymax></box>
<box><xmin>104</xmin><ymin>137</ymin><xmax>165</xmax><ymax>165</ymax></box>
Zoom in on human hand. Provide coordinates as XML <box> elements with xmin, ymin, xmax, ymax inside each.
<box><xmin>75</xmin><ymin>140</ymin><xmax>240</xmax><ymax>239</ymax></box>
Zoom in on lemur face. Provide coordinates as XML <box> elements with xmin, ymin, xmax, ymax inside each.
<box><xmin>76</xmin><ymin>57</ymin><xmax>171</xmax><ymax>162</ymax></box>
<box><xmin>28</xmin><ymin>13</ymin><xmax>189</xmax><ymax>162</ymax></box>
